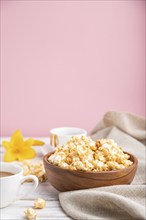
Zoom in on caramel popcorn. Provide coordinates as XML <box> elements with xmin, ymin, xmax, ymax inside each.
<box><xmin>24</xmin><ymin>208</ymin><xmax>37</xmax><ymax>220</ymax></box>
<box><xmin>22</xmin><ymin>161</ymin><xmax>47</xmax><ymax>182</ymax></box>
<box><xmin>48</xmin><ymin>136</ymin><xmax>133</xmax><ymax>172</ymax></box>
<box><xmin>34</xmin><ymin>198</ymin><xmax>46</xmax><ymax>209</ymax></box>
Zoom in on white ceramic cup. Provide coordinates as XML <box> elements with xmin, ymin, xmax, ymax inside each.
<box><xmin>0</xmin><ymin>162</ymin><xmax>38</xmax><ymax>209</ymax></box>
<box><xmin>50</xmin><ymin>127</ymin><xmax>87</xmax><ymax>147</ymax></box>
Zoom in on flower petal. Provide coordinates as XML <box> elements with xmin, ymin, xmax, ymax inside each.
<box><xmin>24</xmin><ymin>138</ymin><xmax>34</xmax><ymax>148</ymax></box>
<box><xmin>33</xmin><ymin>140</ymin><xmax>45</xmax><ymax>146</ymax></box>
<box><xmin>2</xmin><ymin>141</ymin><xmax>10</xmax><ymax>149</ymax></box>
<box><xmin>17</xmin><ymin>148</ymin><xmax>36</xmax><ymax>161</ymax></box>
<box><xmin>11</xmin><ymin>130</ymin><xmax>24</xmax><ymax>146</ymax></box>
<box><xmin>4</xmin><ymin>150</ymin><xmax>17</xmax><ymax>162</ymax></box>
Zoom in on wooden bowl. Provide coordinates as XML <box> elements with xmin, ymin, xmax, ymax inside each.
<box><xmin>43</xmin><ymin>151</ymin><xmax>138</xmax><ymax>192</ymax></box>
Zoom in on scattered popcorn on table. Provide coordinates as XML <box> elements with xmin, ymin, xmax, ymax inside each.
<box><xmin>48</xmin><ymin>136</ymin><xmax>133</xmax><ymax>172</ymax></box>
<box><xmin>22</xmin><ymin>161</ymin><xmax>47</xmax><ymax>182</ymax></box>
<box><xmin>24</xmin><ymin>208</ymin><xmax>37</xmax><ymax>220</ymax></box>
<box><xmin>34</xmin><ymin>198</ymin><xmax>46</xmax><ymax>209</ymax></box>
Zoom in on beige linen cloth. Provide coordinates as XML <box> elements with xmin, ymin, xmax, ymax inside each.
<box><xmin>59</xmin><ymin>112</ymin><xmax>146</xmax><ymax>220</ymax></box>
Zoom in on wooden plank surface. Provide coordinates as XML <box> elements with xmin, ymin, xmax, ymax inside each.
<box><xmin>0</xmin><ymin>138</ymin><xmax>71</xmax><ymax>220</ymax></box>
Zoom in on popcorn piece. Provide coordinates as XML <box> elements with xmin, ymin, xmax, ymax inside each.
<box><xmin>65</xmin><ymin>155</ymin><xmax>72</xmax><ymax>164</ymax></box>
<box><xmin>34</xmin><ymin>198</ymin><xmax>46</xmax><ymax>209</ymax></box>
<box><xmin>84</xmin><ymin>161</ymin><xmax>94</xmax><ymax>170</ymax></box>
<box><xmin>24</xmin><ymin>208</ymin><xmax>37</xmax><ymax>220</ymax></box>
<box><xmin>72</xmin><ymin>161</ymin><xmax>87</xmax><ymax>171</ymax></box>
<box><xmin>48</xmin><ymin>136</ymin><xmax>133</xmax><ymax>172</ymax></box>
<box><xmin>59</xmin><ymin>162</ymin><xmax>69</xmax><ymax>169</ymax></box>
<box><xmin>22</xmin><ymin>161</ymin><xmax>47</xmax><ymax>182</ymax></box>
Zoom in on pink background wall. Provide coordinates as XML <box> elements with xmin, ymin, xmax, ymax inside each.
<box><xmin>1</xmin><ymin>1</ymin><xmax>145</xmax><ymax>136</ymax></box>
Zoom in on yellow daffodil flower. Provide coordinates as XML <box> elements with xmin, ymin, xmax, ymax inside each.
<box><xmin>2</xmin><ymin>130</ymin><xmax>45</xmax><ymax>162</ymax></box>
<box><xmin>33</xmin><ymin>140</ymin><xmax>45</xmax><ymax>146</ymax></box>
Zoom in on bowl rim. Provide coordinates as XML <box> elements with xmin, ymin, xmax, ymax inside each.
<box><xmin>43</xmin><ymin>151</ymin><xmax>138</xmax><ymax>174</ymax></box>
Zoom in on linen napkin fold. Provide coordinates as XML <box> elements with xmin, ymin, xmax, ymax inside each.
<box><xmin>59</xmin><ymin>185</ymin><xmax>146</xmax><ymax>220</ymax></box>
<box><xmin>59</xmin><ymin>111</ymin><xmax>146</xmax><ymax>220</ymax></box>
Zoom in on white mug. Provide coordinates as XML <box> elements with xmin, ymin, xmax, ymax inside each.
<box><xmin>0</xmin><ymin>162</ymin><xmax>38</xmax><ymax>208</ymax></box>
<box><xmin>50</xmin><ymin>127</ymin><xmax>87</xmax><ymax>147</ymax></box>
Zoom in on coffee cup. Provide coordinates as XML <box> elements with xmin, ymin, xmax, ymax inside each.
<box><xmin>50</xmin><ymin>127</ymin><xmax>87</xmax><ymax>147</ymax></box>
<box><xmin>0</xmin><ymin>162</ymin><xmax>38</xmax><ymax>208</ymax></box>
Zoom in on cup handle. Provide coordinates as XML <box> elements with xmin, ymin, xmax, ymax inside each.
<box><xmin>17</xmin><ymin>175</ymin><xmax>38</xmax><ymax>200</ymax></box>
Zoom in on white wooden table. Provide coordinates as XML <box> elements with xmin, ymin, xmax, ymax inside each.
<box><xmin>0</xmin><ymin>138</ymin><xmax>71</xmax><ymax>220</ymax></box>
